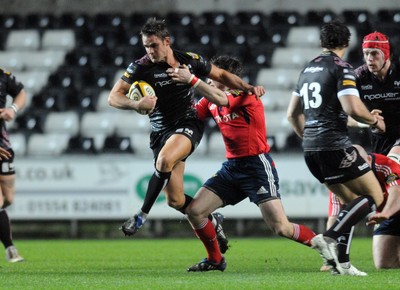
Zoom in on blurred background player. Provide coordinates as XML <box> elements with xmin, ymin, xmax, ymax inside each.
<box><xmin>0</xmin><ymin>68</ymin><xmax>26</xmax><ymax>262</ymax></box>
<box><xmin>169</xmin><ymin>56</ymin><xmax>316</xmax><ymax>272</ymax></box>
<box><xmin>108</xmin><ymin>18</ymin><xmax>264</xmax><ymax>252</ymax></box>
<box><xmin>287</xmin><ymin>20</ymin><xmax>385</xmax><ymax>275</ymax></box>
<box><xmin>321</xmin><ymin>32</ymin><xmax>400</xmax><ymax>270</ymax></box>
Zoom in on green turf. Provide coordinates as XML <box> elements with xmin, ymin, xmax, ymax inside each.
<box><xmin>1</xmin><ymin>238</ymin><xmax>399</xmax><ymax>289</ymax></box>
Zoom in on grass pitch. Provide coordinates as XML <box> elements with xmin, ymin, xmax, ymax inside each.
<box><xmin>1</xmin><ymin>238</ymin><xmax>399</xmax><ymax>289</ymax></box>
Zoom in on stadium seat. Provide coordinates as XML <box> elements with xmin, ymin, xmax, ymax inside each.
<box><xmin>256</xmin><ymin>68</ymin><xmax>300</xmax><ymax>90</ymax></box>
<box><xmin>21</xmin><ymin>50</ymin><xmax>67</xmax><ymax>73</ymax></box>
<box><xmin>9</xmin><ymin>133</ymin><xmax>27</xmax><ymax>156</ymax></box>
<box><xmin>304</xmin><ymin>10</ymin><xmax>337</xmax><ymax>25</ymax></box>
<box><xmin>271</xmin><ymin>47</ymin><xmax>322</xmax><ymax>69</ymax></box>
<box><xmin>262</xmin><ymin>89</ymin><xmax>293</xmax><ymax>111</ymax></box>
<box><xmin>27</xmin><ymin>133</ymin><xmax>70</xmax><ymax>156</ymax></box>
<box><xmin>0</xmin><ymin>52</ymin><xmax>25</xmax><ymax>71</ymax></box>
<box><xmin>375</xmin><ymin>9</ymin><xmax>400</xmax><ymax>24</ymax></box>
<box><xmin>265</xmin><ymin>110</ymin><xmax>293</xmax><ymax>151</ymax></box>
<box><xmin>80</xmin><ymin>112</ymin><xmax>117</xmax><ymax>137</ymax></box>
<box><xmin>102</xmin><ymin>136</ymin><xmax>134</xmax><ymax>154</ymax></box>
<box><xmin>31</xmin><ymin>87</ymin><xmax>73</xmax><ymax>112</ymax></box>
<box><xmin>14</xmin><ymin>110</ymin><xmax>47</xmax><ymax>133</ymax></box>
<box><xmin>92</xmin><ymin>13</ymin><xmax>125</xmax><ymax>29</ymax></box>
<box><xmin>268</xmin><ymin>11</ymin><xmax>303</xmax><ymax>27</ymax></box>
<box><xmin>41</xmin><ymin>29</ymin><xmax>76</xmax><ymax>51</ymax></box>
<box><xmin>57</xmin><ymin>12</ymin><xmax>93</xmax><ymax>30</ymax></box>
<box><xmin>0</xmin><ymin>14</ymin><xmax>24</xmax><ymax>29</ymax></box>
<box><xmin>114</xmin><ymin>112</ymin><xmax>151</xmax><ymax>137</ymax></box>
<box><xmin>96</xmin><ymin>90</ymin><xmax>113</xmax><ymax>112</ymax></box>
<box><xmin>5</xmin><ymin>30</ymin><xmax>41</xmax><ymax>51</ymax></box>
<box><xmin>16</xmin><ymin>71</ymin><xmax>50</xmax><ymax>95</ymax></box>
<box><xmin>66</xmin><ymin>135</ymin><xmax>97</xmax><ymax>154</ymax></box>
<box><xmin>25</xmin><ymin>13</ymin><xmax>57</xmax><ymax>30</ymax></box>
<box><xmin>43</xmin><ymin>111</ymin><xmax>80</xmax><ymax>136</ymax></box>
<box><xmin>286</xmin><ymin>26</ymin><xmax>320</xmax><ymax>48</ymax></box>
<box><xmin>130</xmin><ymin>132</ymin><xmax>152</xmax><ymax>156</ymax></box>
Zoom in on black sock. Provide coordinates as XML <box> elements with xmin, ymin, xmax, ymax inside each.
<box><xmin>324</xmin><ymin>195</ymin><xmax>375</xmax><ymax>240</ymax></box>
<box><xmin>177</xmin><ymin>194</ymin><xmax>193</xmax><ymax>214</ymax></box>
<box><xmin>0</xmin><ymin>209</ymin><xmax>13</xmax><ymax>248</ymax></box>
<box><xmin>141</xmin><ymin>169</ymin><xmax>171</xmax><ymax>214</ymax></box>
<box><xmin>337</xmin><ymin>226</ymin><xmax>355</xmax><ymax>263</ymax></box>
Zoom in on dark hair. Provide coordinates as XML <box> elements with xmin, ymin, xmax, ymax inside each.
<box><xmin>210</xmin><ymin>55</ymin><xmax>243</xmax><ymax>77</ymax></box>
<box><xmin>140</xmin><ymin>18</ymin><xmax>170</xmax><ymax>40</ymax></box>
<box><xmin>320</xmin><ymin>20</ymin><xmax>351</xmax><ymax>49</ymax></box>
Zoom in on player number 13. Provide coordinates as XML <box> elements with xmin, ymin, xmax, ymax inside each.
<box><xmin>300</xmin><ymin>82</ymin><xmax>322</xmax><ymax>109</ymax></box>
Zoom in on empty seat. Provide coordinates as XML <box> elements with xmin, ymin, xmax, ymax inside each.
<box><xmin>115</xmin><ymin>112</ymin><xmax>151</xmax><ymax>137</ymax></box>
<box><xmin>9</xmin><ymin>133</ymin><xmax>27</xmax><ymax>156</ymax></box>
<box><xmin>304</xmin><ymin>10</ymin><xmax>337</xmax><ymax>25</ymax></box>
<box><xmin>44</xmin><ymin>111</ymin><xmax>80</xmax><ymax>136</ymax></box>
<box><xmin>265</xmin><ymin>110</ymin><xmax>293</xmax><ymax>151</ymax></box>
<box><xmin>287</xmin><ymin>27</ymin><xmax>320</xmax><ymax>48</ymax></box>
<box><xmin>41</xmin><ymin>29</ymin><xmax>76</xmax><ymax>51</ymax></box>
<box><xmin>0</xmin><ymin>52</ymin><xmax>25</xmax><ymax>71</ymax></box>
<box><xmin>130</xmin><ymin>132</ymin><xmax>152</xmax><ymax>157</ymax></box>
<box><xmin>21</xmin><ymin>50</ymin><xmax>67</xmax><ymax>72</ymax></box>
<box><xmin>80</xmin><ymin>112</ymin><xmax>116</xmax><ymax>137</ymax></box>
<box><xmin>102</xmin><ymin>136</ymin><xmax>134</xmax><ymax>154</ymax></box>
<box><xmin>262</xmin><ymin>89</ymin><xmax>293</xmax><ymax>111</ymax></box>
<box><xmin>271</xmin><ymin>47</ymin><xmax>322</xmax><ymax>69</ymax></box>
<box><xmin>256</xmin><ymin>68</ymin><xmax>300</xmax><ymax>90</ymax></box>
<box><xmin>66</xmin><ymin>135</ymin><xmax>97</xmax><ymax>154</ymax></box>
<box><xmin>16</xmin><ymin>71</ymin><xmax>50</xmax><ymax>95</ymax></box>
<box><xmin>27</xmin><ymin>133</ymin><xmax>70</xmax><ymax>156</ymax></box>
<box><xmin>5</xmin><ymin>30</ymin><xmax>40</xmax><ymax>51</ymax></box>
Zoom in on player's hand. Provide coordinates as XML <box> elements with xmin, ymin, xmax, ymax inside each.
<box><xmin>247</xmin><ymin>85</ymin><xmax>265</xmax><ymax>99</ymax></box>
<box><xmin>370</xmin><ymin>109</ymin><xmax>385</xmax><ymax>133</ymax></box>
<box><xmin>167</xmin><ymin>64</ymin><xmax>192</xmax><ymax>83</ymax></box>
<box><xmin>138</xmin><ymin>95</ymin><xmax>157</xmax><ymax>113</ymax></box>
<box><xmin>0</xmin><ymin>147</ymin><xmax>11</xmax><ymax>160</ymax></box>
<box><xmin>0</xmin><ymin>108</ymin><xmax>16</xmax><ymax>122</ymax></box>
<box><xmin>366</xmin><ymin>212</ymin><xmax>390</xmax><ymax>226</ymax></box>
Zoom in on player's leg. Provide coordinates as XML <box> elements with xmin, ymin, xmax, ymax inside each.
<box><xmin>186</xmin><ymin>187</ymin><xmax>226</xmax><ymax>272</ymax></box>
<box><xmin>373</xmin><ymin>235</ymin><xmax>400</xmax><ymax>269</ymax></box>
<box><xmin>258</xmin><ymin>198</ymin><xmax>316</xmax><ymax>246</ymax></box>
<box><xmin>0</xmin><ymin>172</ymin><xmax>24</xmax><ymax>263</ymax></box>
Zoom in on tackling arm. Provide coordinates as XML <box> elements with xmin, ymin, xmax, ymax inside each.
<box><xmin>367</xmin><ymin>185</ymin><xmax>400</xmax><ymax>225</ymax></box>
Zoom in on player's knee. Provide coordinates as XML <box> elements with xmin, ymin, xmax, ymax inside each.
<box><xmin>270</xmin><ymin>223</ymin><xmax>290</xmax><ymax>238</ymax></box>
<box><xmin>156</xmin><ymin>154</ymin><xmax>175</xmax><ymax>172</ymax></box>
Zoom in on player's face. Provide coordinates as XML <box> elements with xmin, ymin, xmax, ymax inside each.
<box><xmin>363</xmin><ymin>48</ymin><xmax>385</xmax><ymax>73</ymax></box>
<box><xmin>142</xmin><ymin>35</ymin><xmax>170</xmax><ymax>63</ymax></box>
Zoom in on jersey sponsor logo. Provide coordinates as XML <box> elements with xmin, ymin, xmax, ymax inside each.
<box><xmin>363</xmin><ymin>92</ymin><xmax>399</xmax><ymax>100</ymax></box>
<box><xmin>154</xmin><ymin>73</ymin><xmax>168</xmax><ymax>78</ymax></box>
<box><xmin>342</xmin><ymin>80</ymin><xmax>356</xmax><ymax>86</ymax></box>
<box><xmin>361</xmin><ymin>84</ymin><xmax>373</xmax><ymax>90</ymax></box>
<box><xmin>303</xmin><ymin>66</ymin><xmax>323</xmax><ymax>73</ymax></box>
<box><xmin>123</xmin><ymin>72</ymin><xmax>131</xmax><ymax>79</ymax></box>
<box><xmin>154</xmin><ymin>79</ymin><xmax>174</xmax><ymax>87</ymax></box>
<box><xmin>214</xmin><ymin>112</ymin><xmax>240</xmax><ymax>123</ymax></box>
<box><xmin>209</xmin><ymin>104</ymin><xmax>217</xmax><ymax>110</ymax></box>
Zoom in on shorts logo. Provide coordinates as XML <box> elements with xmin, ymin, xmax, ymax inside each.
<box><xmin>339</xmin><ymin>149</ymin><xmax>357</xmax><ymax>168</ymax></box>
<box><xmin>176</xmin><ymin>128</ymin><xmax>193</xmax><ymax>137</ymax></box>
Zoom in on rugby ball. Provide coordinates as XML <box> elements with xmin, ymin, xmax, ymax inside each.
<box><xmin>127</xmin><ymin>80</ymin><xmax>156</xmax><ymax>115</ymax></box>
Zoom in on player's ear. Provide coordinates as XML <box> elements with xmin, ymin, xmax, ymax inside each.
<box><xmin>164</xmin><ymin>36</ymin><xmax>171</xmax><ymax>46</ymax></box>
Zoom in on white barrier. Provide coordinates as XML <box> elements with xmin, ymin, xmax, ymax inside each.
<box><xmin>8</xmin><ymin>154</ymin><xmax>328</xmax><ymax>220</ymax></box>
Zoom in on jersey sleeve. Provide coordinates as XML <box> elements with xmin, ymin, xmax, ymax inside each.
<box><xmin>225</xmin><ymin>90</ymin><xmax>255</xmax><ymax>109</ymax></box>
<box><xmin>5</xmin><ymin>71</ymin><xmax>24</xmax><ymax>98</ymax></box>
<box><xmin>186</xmin><ymin>52</ymin><xmax>212</xmax><ymax>77</ymax></box>
<box><xmin>195</xmin><ymin>97</ymin><xmax>211</xmax><ymax>121</ymax></box>
<box><xmin>336</xmin><ymin>63</ymin><xmax>359</xmax><ymax>98</ymax></box>
<box><xmin>121</xmin><ymin>62</ymin><xmax>141</xmax><ymax>84</ymax></box>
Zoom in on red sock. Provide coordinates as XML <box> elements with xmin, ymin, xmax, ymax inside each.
<box><xmin>193</xmin><ymin>219</ymin><xmax>222</xmax><ymax>263</ymax></box>
<box><xmin>291</xmin><ymin>223</ymin><xmax>316</xmax><ymax>247</ymax></box>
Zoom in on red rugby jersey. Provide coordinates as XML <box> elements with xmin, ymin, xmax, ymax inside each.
<box><xmin>196</xmin><ymin>90</ymin><xmax>270</xmax><ymax>158</ymax></box>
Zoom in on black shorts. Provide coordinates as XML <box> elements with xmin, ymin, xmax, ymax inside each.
<box><xmin>150</xmin><ymin>118</ymin><xmax>204</xmax><ymax>162</ymax></box>
<box><xmin>373</xmin><ymin>215</ymin><xmax>400</xmax><ymax>236</ymax></box>
<box><xmin>304</xmin><ymin>146</ymin><xmax>370</xmax><ymax>185</ymax></box>
<box><xmin>0</xmin><ymin>148</ymin><xmax>15</xmax><ymax>175</ymax></box>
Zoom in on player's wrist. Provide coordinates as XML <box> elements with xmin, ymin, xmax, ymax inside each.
<box><xmin>188</xmin><ymin>74</ymin><xmax>201</xmax><ymax>88</ymax></box>
<box><xmin>9</xmin><ymin>103</ymin><xmax>19</xmax><ymax>114</ymax></box>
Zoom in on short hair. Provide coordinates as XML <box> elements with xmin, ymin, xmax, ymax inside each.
<box><xmin>140</xmin><ymin>18</ymin><xmax>170</xmax><ymax>40</ymax></box>
<box><xmin>210</xmin><ymin>55</ymin><xmax>243</xmax><ymax>77</ymax></box>
<box><xmin>320</xmin><ymin>20</ymin><xmax>351</xmax><ymax>49</ymax></box>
